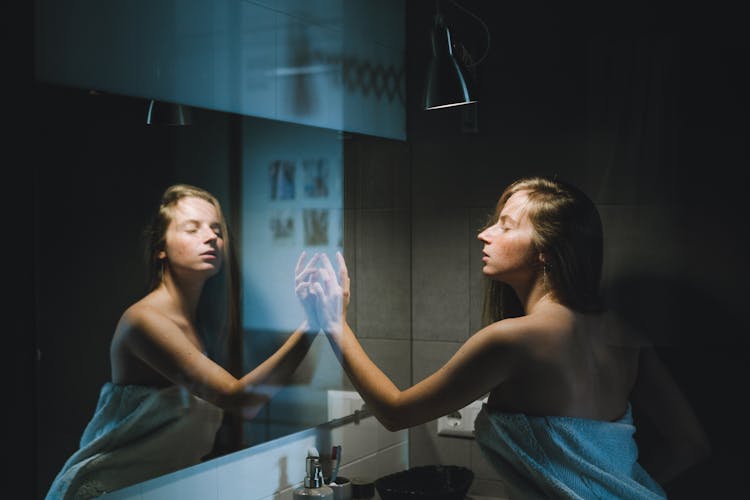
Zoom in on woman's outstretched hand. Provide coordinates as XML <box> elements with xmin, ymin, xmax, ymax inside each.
<box><xmin>294</xmin><ymin>251</ymin><xmax>350</xmax><ymax>344</ymax></box>
<box><xmin>295</xmin><ymin>250</ymin><xmax>322</xmax><ymax>334</ymax></box>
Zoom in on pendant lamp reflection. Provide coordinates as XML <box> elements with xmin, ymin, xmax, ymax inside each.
<box><xmin>145</xmin><ymin>99</ymin><xmax>192</xmax><ymax>126</ymax></box>
<box><xmin>423</xmin><ymin>11</ymin><xmax>476</xmax><ymax>110</ymax></box>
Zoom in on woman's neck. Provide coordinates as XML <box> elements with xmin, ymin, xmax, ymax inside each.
<box><xmin>158</xmin><ymin>271</ymin><xmax>205</xmax><ymax>323</ymax></box>
<box><xmin>514</xmin><ymin>277</ymin><xmax>556</xmax><ymax>315</ymax></box>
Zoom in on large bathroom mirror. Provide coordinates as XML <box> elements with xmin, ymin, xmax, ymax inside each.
<box><xmin>34</xmin><ymin>0</ymin><xmax>408</xmax><ymax>496</ymax></box>
<box><xmin>34</xmin><ymin>82</ymin><xmax>411</xmax><ymax>494</ymax></box>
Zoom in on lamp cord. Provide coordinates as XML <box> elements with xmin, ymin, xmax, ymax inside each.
<box><xmin>447</xmin><ymin>0</ymin><xmax>491</xmax><ymax>68</ymax></box>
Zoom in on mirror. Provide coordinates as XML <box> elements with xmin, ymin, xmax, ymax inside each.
<box><xmin>34</xmin><ymin>1</ymin><xmax>407</xmax><ymax>494</ymax></box>
<box><xmin>34</xmin><ymin>81</ymin><xmax>411</xmax><ymax>495</ymax></box>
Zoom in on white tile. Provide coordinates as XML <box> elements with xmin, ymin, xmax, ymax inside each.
<box><xmin>375</xmin><ymin>442</ymin><xmax>409</xmax><ymax>478</ymax></box>
<box><xmin>330</xmin><ymin>414</ymin><xmax>379</xmax><ymax>462</ymax></box>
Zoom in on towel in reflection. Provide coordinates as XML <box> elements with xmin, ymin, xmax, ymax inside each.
<box><xmin>473</xmin><ymin>403</ymin><xmax>666</xmax><ymax>500</ymax></box>
<box><xmin>46</xmin><ymin>383</ymin><xmax>223</xmax><ymax>500</ymax></box>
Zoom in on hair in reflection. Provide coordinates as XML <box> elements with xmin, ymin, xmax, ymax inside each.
<box><xmin>482</xmin><ymin>176</ymin><xmax>604</xmax><ymax>324</ymax></box>
<box><xmin>144</xmin><ymin>184</ymin><xmax>240</xmax><ymax>365</ymax></box>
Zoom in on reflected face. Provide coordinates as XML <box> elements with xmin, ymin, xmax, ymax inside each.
<box><xmin>477</xmin><ymin>190</ymin><xmax>538</xmax><ymax>284</ymax></box>
<box><xmin>159</xmin><ymin>196</ymin><xmax>224</xmax><ymax>277</ymax></box>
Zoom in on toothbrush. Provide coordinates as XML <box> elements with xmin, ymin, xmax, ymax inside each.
<box><xmin>330</xmin><ymin>445</ymin><xmax>342</xmax><ymax>484</ymax></box>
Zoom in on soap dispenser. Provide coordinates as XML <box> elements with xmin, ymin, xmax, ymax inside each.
<box><xmin>293</xmin><ymin>447</ymin><xmax>333</xmax><ymax>500</ymax></box>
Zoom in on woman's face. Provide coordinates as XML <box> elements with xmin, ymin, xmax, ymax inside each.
<box><xmin>477</xmin><ymin>190</ymin><xmax>539</xmax><ymax>285</ymax></box>
<box><xmin>159</xmin><ymin>196</ymin><xmax>224</xmax><ymax>278</ymax></box>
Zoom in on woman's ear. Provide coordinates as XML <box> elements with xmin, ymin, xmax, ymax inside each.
<box><xmin>158</xmin><ymin>250</ymin><xmax>167</xmax><ymax>260</ymax></box>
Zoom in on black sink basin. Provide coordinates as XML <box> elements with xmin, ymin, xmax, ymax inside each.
<box><xmin>374</xmin><ymin>465</ymin><xmax>474</xmax><ymax>500</ymax></box>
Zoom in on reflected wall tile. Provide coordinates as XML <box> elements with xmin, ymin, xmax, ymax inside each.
<box><xmin>356</xmin><ymin>209</ymin><xmax>411</xmax><ymax>340</ymax></box>
<box><xmin>344</xmin><ymin>0</ymin><xmax>405</xmax><ymax>50</ymax></box>
<box><xmin>273</xmin><ymin>0</ymin><xmax>346</xmax><ymax>30</ymax></box>
<box><xmin>304</xmin><ymin>336</ymin><xmax>347</xmax><ymax>389</ymax></box>
<box><xmin>276</xmin><ymin>14</ymin><xmax>343</xmax><ymax>129</ymax></box>
<box><xmin>343</xmin><ymin>42</ymin><xmax>406</xmax><ymax>140</ymax></box>
<box><xmin>412</xmin><ymin>209</ymin><xmax>470</xmax><ymax>341</ymax></box>
<box><xmin>237</xmin><ymin>1</ymin><xmax>277</xmax><ymax>119</ymax></box>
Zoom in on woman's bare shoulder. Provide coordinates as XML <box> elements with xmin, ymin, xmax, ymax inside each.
<box><xmin>482</xmin><ymin>307</ymin><xmax>573</xmax><ymax>347</ymax></box>
<box><xmin>116</xmin><ymin>295</ymin><xmax>173</xmax><ymax>338</ymax></box>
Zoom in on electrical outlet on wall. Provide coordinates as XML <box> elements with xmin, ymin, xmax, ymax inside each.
<box><xmin>436</xmin><ymin>397</ymin><xmax>487</xmax><ymax>438</ymax></box>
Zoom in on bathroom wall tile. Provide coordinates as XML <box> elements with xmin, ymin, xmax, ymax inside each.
<box><xmin>469</xmin><ymin>441</ymin><xmax>503</xmax><ymax>482</ymax></box>
<box><xmin>411</xmin><ymin>339</ymin><xmax>461</xmax><ymax>384</ymax></box>
<box><xmin>337</xmin><ymin>441</ymin><xmax>410</xmax><ymax>484</ymax></box>
<box><xmin>344</xmin><ymin>338</ymin><xmax>411</xmax><ymax>391</ymax></box>
<box><xmin>408</xmin><ymin>421</ymin><xmax>471</xmax><ymax>469</ymax></box>
<box><xmin>377</xmin><ymin>420</ymin><xmax>409</xmax><ymax>452</ymax></box>
<box><xmin>409</xmin><ymin>340</ymin><xmax>473</xmax><ymax>470</ymax></box>
<box><xmin>356</xmin><ymin>209</ymin><xmax>411</xmax><ymax>340</ymax></box>
<box><xmin>347</xmin><ymin>138</ymin><xmax>410</xmax><ymax>211</ymax></box>
<box><xmin>338</xmin><ymin>452</ymin><xmax>374</xmax><ymax>478</ymax></box>
<box><xmin>329</xmin><ymin>414</ymin><xmax>379</xmax><ymax>463</ymax></box>
<box><xmin>412</xmin><ymin>209</ymin><xmax>470</xmax><ymax>341</ymax></box>
<box><xmin>469</xmin><ymin>207</ymin><xmax>493</xmax><ymax>334</ymax></box>
<box><xmin>375</xmin><ymin>441</ymin><xmax>410</xmax><ymax>477</ymax></box>
<box><xmin>410</xmin><ymin>142</ymin><xmax>475</xmax><ymax>210</ymax></box>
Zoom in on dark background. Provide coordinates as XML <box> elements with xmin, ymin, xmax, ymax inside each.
<box><xmin>18</xmin><ymin>0</ymin><xmax>749</xmax><ymax>498</ymax></box>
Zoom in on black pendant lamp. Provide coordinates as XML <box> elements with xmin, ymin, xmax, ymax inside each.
<box><xmin>423</xmin><ymin>7</ymin><xmax>476</xmax><ymax>110</ymax></box>
<box><xmin>145</xmin><ymin>99</ymin><xmax>192</xmax><ymax>126</ymax></box>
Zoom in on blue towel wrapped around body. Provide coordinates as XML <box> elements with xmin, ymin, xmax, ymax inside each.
<box><xmin>473</xmin><ymin>403</ymin><xmax>666</xmax><ymax>499</ymax></box>
<box><xmin>46</xmin><ymin>383</ymin><xmax>223</xmax><ymax>500</ymax></box>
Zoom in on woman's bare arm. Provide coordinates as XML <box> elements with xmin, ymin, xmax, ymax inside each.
<box><xmin>334</xmin><ymin>319</ymin><xmax>521</xmax><ymax>431</ymax></box>
<box><xmin>298</xmin><ymin>251</ymin><xmax>523</xmax><ymax>431</ymax></box>
<box><xmin>118</xmin><ymin>309</ymin><xmax>317</xmax><ymax>414</ymax></box>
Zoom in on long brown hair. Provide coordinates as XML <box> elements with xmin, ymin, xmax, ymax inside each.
<box><xmin>143</xmin><ymin>184</ymin><xmax>240</xmax><ymax>362</ymax></box>
<box><xmin>482</xmin><ymin>176</ymin><xmax>604</xmax><ymax>324</ymax></box>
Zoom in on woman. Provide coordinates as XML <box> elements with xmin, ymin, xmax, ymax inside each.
<box><xmin>47</xmin><ymin>184</ymin><xmax>320</xmax><ymax>499</ymax></box>
<box><xmin>296</xmin><ymin>176</ymin><xmax>710</xmax><ymax>499</ymax></box>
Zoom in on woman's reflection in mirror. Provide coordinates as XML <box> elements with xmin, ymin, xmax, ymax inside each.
<box><xmin>46</xmin><ymin>184</ymin><xmax>319</xmax><ymax>500</ymax></box>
